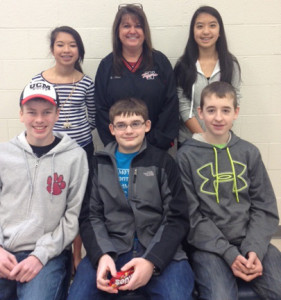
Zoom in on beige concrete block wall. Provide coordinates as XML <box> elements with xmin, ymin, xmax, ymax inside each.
<box><xmin>0</xmin><ymin>0</ymin><xmax>280</xmax><ymax>220</ymax></box>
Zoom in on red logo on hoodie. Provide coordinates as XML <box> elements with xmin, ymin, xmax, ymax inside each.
<box><xmin>47</xmin><ymin>173</ymin><xmax>66</xmax><ymax>195</ymax></box>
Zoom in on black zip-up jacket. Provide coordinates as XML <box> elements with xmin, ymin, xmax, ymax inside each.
<box><xmin>80</xmin><ymin>139</ymin><xmax>188</xmax><ymax>272</ymax></box>
<box><xmin>95</xmin><ymin>50</ymin><xmax>179</xmax><ymax>150</ymax></box>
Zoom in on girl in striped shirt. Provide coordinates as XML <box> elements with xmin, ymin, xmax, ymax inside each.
<box><xmin>33</xmin><ymin>26</ymin><xmax>95</xmax><ymax>161</ymax></box>
<box><xmin>32</xmin><ymin>25</ymin><xmax>95</xmax><ymax>274</ymax></box>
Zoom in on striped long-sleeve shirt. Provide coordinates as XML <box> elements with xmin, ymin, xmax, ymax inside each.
<box><xmin>33</xmin><ymin>73</ymin><xmax>95</xmax><ymax>146</ymax></box>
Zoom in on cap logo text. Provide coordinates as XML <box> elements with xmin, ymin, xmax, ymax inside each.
<box><xmin>30</xmin><ymin>82</ymin><xmax>51</xmax><ymax>91</ymax></box>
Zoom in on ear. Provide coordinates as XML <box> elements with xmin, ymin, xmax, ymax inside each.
<box><xmin>55</xmin><ymin>108</ymin><xmax>60</xmax><ymax>121</ymax></box>
<box><xmin>109</xmin><ymin>123</ymin><xmax>115</xmax><ymax>136</ymax></box>
<box><xmin>144</xmin><ymin>120</ymin><xmax>151</xmax><ymax>133</ymax></box>
<box><xmin>197</xmin><ymin>106</ymin><xmax>204</xmax><ymax>120</ymax></box>
<box><xmin>19</xmin><ymin>109</ymin><xmax>24</xmax><ymax>123</ymax></box>
<box><xmin>233</xmin><ymin>106</ymin><xmax>240</xmax><ymax>120</ymax></box>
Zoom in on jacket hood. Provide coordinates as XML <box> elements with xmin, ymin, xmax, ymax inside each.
<box><xmin>10</xmin><ymin>131</ymin><xmax>79</xmax><ymax>155</ymax></box>
<box><xmin>182</xmin><ymin>131</ymin><xmax>240</xmax><ymax>149</ymax></box>
<box><xmin>96</xmin><ymin>138</ymin><xmax>148</xmax><ymax>158</ymax></box>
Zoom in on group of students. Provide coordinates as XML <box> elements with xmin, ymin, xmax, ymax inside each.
<box><xmin>0</xmin><ymin>3</ymin><xmax>280</xmax><ymax>300</ymax></box>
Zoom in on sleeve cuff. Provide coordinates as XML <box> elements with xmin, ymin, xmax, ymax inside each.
<box><xmin>30</xmin><ymin>247</ymin><xmax>48</xmax><ymax>266</ymax></box>
<box><xmin>223</xmin><ymin>246</ymin><xmax>241</xmax><ymax>267</ymax></box>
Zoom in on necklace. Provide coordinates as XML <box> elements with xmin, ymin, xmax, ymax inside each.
<box><xmin>59</xmin><ymin>79</ymin><xmax>77</xmax><ymax>129</ymax></box>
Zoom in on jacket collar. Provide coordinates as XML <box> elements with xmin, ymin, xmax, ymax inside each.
<box><xmin>98</xmin><ymin>138</ymin><xmax>148</xmax><ymax>158</ymax></box>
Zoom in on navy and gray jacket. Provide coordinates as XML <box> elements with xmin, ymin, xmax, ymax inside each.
<box><xmin>80</xmin><ymin>139</ymin><xmax>188</xmax><ymax>272</ymax></box>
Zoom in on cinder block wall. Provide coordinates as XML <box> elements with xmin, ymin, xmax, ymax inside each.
<box><xmin>0</xmin><ymin>0</ymin><xmax>280</xmax><ymax>220</ymax></box>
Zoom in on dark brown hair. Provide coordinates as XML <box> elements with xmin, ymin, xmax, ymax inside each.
<box><xmin>200</xmin><ymin>81</ymin><xmax>238</xmax><ymax>109</ymax></box>
<box><xmin>112</xmin><ymin>4</ymin><xmax>153</xmax><ymax>75</ymax></box>
<box><xmin>109</xmin><ymin>98</ymin><xmax>149</xmax><ymax>123</ymax></box>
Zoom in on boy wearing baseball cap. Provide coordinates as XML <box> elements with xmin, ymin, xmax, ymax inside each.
<box><xmin>0</xmin><ymin>80</ymin><xmax>89</xmax><ymax>299</ymax></box>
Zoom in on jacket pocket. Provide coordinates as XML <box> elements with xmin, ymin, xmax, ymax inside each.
<box><xmin>3</xmin><ymin>219</ymin><xmax>44</xmax><ymax>251</ymax></box>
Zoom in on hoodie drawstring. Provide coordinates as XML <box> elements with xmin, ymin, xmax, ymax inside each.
<box><xmin>23</xmin><ymin>149</ymin><xmax>33</xmax><ymax>204</ymax></box>
<box><xmin>213</xmin><ymin>147</ymin><xmax>220</xmax><ymax>203</ymax></box>
<box><xmin>50</xmin><ymin>152</ymin><xmax>56</xmax><ymax>201</ymax></box>
<box><xmin>188</xmin><ymin>84</ymin><xmax>195</xmax><ymax>119</ymax></box>
<box><xmin>226</xmin><ymin>147</ymin><xmax>240</xmax><ymax>203</ymax></box>
<box><xmin>213</xmin><ymin>147</ymin><xmax>240</xmax><ymax>203</ymax></box>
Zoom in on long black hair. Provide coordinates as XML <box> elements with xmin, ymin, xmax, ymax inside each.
<box><xmin>50</xmin><ymin>26</ymin><xmax>85</xmax><ymax>73</ymax></box>
<box><xmin>174</xmin><ymin>6</ymin><xmax>240</xmax><ymax>99</ymax></box>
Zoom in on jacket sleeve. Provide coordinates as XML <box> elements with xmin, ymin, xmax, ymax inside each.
<box><xmin>95</xmin><ymin>59</ymin><xmax>115</xmax><ymax>146</ymax></box>
<box><xmin>143</xmin><ymin>154</ymin><xmax>189</xmax><ymax>272</ymax></box>
<box><xmin>239</xmin><ymin>149</ymin><xmax>279</xmax><ymax>261</ymax></box>
<box><xmin>178</xmin><ymin>86</ymin><xmax>193</xmax><ymax>122</ymax></box>
<box><xmin>85</xmin><ymin>77</ymin><xmax>96</xmax><ymax>130</ymax></box>
<box><xmin>231</xmin><ymin>60</ymin><xmax>242</xmax><ymax>103</ymax></box>
<box><xmin>176</xmin><ymin>150</ymin><xmax>241</xmax><ymax>267</ymax></box>
<box><xmin>146</xmin><ymin>53</ymin><xmax>179</xmax><ymax>150</ymax></box>
<box><xmin>30</xmin><ymin>152</ymin><xmax>89</xmax><ymax>265</ymax></box>
<box><xmin>79</xmin><ymin>157</ymin><xmax>117</xmax><ymax>268</ymax></box>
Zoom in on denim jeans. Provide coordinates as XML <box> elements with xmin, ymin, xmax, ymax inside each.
<box><xmin>191</xmin><ymin>244</ymin><xmax>281</xmax><ymax>300</ymax></box>
<box><xmin>0</xmin><ymin>250</ymin><xmax>70</xmax><ymax>300</ymax></box>
<box><xmin>68</xmin><ymin>242</ymin><xmax>194</xmax><ymax>300</ymax></box>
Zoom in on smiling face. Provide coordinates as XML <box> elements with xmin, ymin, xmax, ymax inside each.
<box><xmin>198</xmin><ymin>93</ymin><xmax>239</xmax><ymax>144</ymax></box>
<box><xmin>109</xmin><ymin>113</ymin><xmax>151</xmax><ymax>153</ymax></box>
<box><xmin>52</xmin><ymin>32</ymin><xmax>79</xmax><ymax>67</ymax></box>
<box><xmin>119</xmin><ymin>14</ymin><xmax>145</xmax><ymax>53</ymax></box>
<box><xmin>20</xmin><ymin>100</ymin><xmax>59</xmax><ymax>146</ymax></box>
<box><xmin>194</xmin><ymin>13</ymin><xmax>220</xmax><ymax>51</ymax></box>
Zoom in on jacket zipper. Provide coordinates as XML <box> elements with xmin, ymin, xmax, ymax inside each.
<box><xmin>133</xmin><ymin>169</ymin><xmax>137</xmax><ymax>183</ymax></box>
<box><xmin>27</xmin><ymin>159</ymin><xmax>39</xmax><ymax>214</ymax></box>
<box><xmin>133</xmin><ymin>168</ymin><xmax>137</xmax><ymax>196</ymax></box>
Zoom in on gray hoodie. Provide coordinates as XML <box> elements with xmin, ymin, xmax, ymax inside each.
<box><xmin>0</xmin><ymin>131</ymin><xmax>88</xmax><ymax>265</ymax></box>
<box><xmin>177</xmin><ymin>132</ymin><xmax>279</xmax><ymax>266</ymax></box>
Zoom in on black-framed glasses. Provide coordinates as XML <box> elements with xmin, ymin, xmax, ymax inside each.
<box><xmin>118</xmin><ymin>3</ymin><xmax>143</xmax><ymax>10</ymax></box>
<box><xmin>113</xmin><ymin>121</ymin><xmax>145</xmax><ymax>131</ymax></box>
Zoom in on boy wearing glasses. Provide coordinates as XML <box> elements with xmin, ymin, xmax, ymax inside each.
<box><xmin>68</xmin><ymin>98</ymin><xmax>194</xmax><ymax>299</ymax></box>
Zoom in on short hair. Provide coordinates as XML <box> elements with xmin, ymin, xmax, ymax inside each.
<box><xmin>109</xmin><ymin>98</ymin><xmax>149</xmax><ymax>123</ymax></box>
<box><xmin>50</xmin><ymin>26</ymin><xmax>85</xmax><ymax>73</ymax></box>
<box><xmin>112</xmin><ymin>4</ymin><xmax>153</xmax><ymax>75</ymax></box>
<box><xmin>200</xmin><ymin>82</ymin><xmax>238</xmax><ymax>109</ymax></box>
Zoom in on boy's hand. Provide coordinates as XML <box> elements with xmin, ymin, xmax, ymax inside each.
<box><xmin>118</xmin><ymin>258</ymin><xmax>154</xmax><ymax>291</ymax></box>
<box><xmin>0</xmin><ymin>247</ymin><xmax>18</xmax><ymax>279</ymax></box>
<box><xmin>231</xmin><ymin>253</ymin><xmax>262</xmax><ymax>282</ymax></box>
<box><xmin>9</xmin><ymin>255</ymin><xmax>43</xmax><ymax>282</ymax></box>
<box><xmin>245</xmin><ymin>252</ymin><xmax>263</xmax><ymax>276</ymax></box>
<box><xmin>96</xmin><ymin>254</ymin><xmax>118</xmax><ymax>294</ymax></box>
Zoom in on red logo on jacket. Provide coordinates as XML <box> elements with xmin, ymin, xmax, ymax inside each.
<box><xmin>47</xmin><ymin>173</ymin><xmax>66</xmax><ymax>195</ymax></box>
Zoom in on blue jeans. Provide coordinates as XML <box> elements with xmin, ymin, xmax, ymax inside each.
<box><xmin>68</xmin><ymin>242</ymin><xmax>194</xmax><ymax>300</ymax></box>
<box><xmin>191</xmin><ymin>244</ymin><xmax>281</xmax><ymax>300</ymax></box>
<box><xmin>0</xmin><ymin>250</ymin><xmax>70</xmax><ymax>300</ymax></box>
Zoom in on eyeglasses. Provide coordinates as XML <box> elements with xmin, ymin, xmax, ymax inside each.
<box><xmin>113</xmin><ymin>121</ymin><xmax>145</xmax><ymax>131</ymax></box>
<box><xmin>118</xmin><ymin>3</ymin><xmax>143</xmax><ymax>10</ymax></box>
